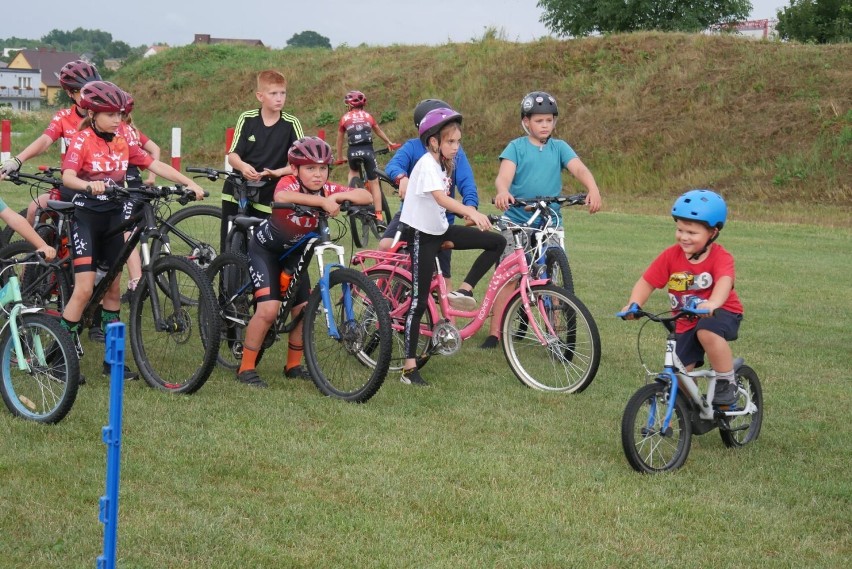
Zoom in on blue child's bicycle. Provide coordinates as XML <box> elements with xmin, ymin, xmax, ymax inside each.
<box><xmin>0</xmin><ymin>252</ymin><xmax>80</xmax><ymax>423</ymax></box>
<box><xmin>617</xmin><ymin>301</ymin><xmax>763</xmax><ymax>473</ymax></box>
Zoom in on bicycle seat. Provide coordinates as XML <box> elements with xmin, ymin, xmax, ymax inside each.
<box><xmin>46</xmin><ymin>200</ymin><xmax>76</xmax><ymax>213</ymax></box>
<box><xmin>234</xmin><ymin>216</ymin><xmax>266</xmax><ymax>231</ymax></box>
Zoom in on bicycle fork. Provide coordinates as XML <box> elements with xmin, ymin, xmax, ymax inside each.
<box><xmin>0</xmin><ymin>278</ymin><xmax>46</xmax><ymax>372</ymax></box>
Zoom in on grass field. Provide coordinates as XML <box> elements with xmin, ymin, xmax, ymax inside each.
<box><xmin>0</xmin><ymin>188</ymin><xmax>849</xmax><ymax>567</ymax></box>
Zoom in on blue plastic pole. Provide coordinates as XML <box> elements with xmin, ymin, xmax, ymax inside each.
<box><xmin>97</xmin><ymin>322</ymin><xmax>126</xmax><ymax>569</ymax></box>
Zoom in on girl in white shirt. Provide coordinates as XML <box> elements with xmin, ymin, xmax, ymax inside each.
<box><xmin>398</xmin><ymin>108</ymin><xmax>505</xmax><ymax>386</ymax></box>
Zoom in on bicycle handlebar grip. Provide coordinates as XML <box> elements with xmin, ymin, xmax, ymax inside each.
<box><xmin>616</xmin><ymin>302</ymin><xmax>642</xmax><ymax>319</ymax></box>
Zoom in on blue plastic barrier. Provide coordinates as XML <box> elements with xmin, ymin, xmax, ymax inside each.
<box><xmin>97</xmin><ymin>323</ymin><xmax>126</xmax><ymax>569</ymax></box>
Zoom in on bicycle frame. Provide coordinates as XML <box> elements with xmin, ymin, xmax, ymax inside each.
<box><xmin>0</xmin><ymin>272</ymin><xmax>44</xmax><ymax>371</ymax></box>
<box><xmin>354</xmin><ymin>226</ymin><xmax>555</xmax><ymax>349</ymax></box>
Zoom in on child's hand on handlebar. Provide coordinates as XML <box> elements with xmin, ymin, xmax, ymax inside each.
<box><xmin>87</xmin><ymin>180</ymin><xmax>107</xmax><ymax>195</ymax></box>
<box><xmin>466</xmin><ymin>210</ymin><xmax>493</xmax><ymax>231</ymax></box>
<box><xmin>493</xmin><ymin>192</ymin><xmax>515</xmax><ymax>211</ymax></box>
<box><xmin>323</xmin><ymin>197</ymin><xmax>342</xmax><ymax>217</ymax></box>
<box><xmin>36</xmin><ymin>244</ymin><xmax>57</xmax><ymax>261</ymax></box>
<box><xmin>187</xmin><ymin>182</ymin><xmax>206</xmax><ymax>201</ymax></box>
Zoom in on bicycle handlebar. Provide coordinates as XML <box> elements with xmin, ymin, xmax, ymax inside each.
<box><xmin>616</xmin><ymin>300</ymin><xmax>711</xmax><ymax>322</ymax></box>
<box><xmin>3</xmin><ymin>170</ymin><xmax>63</xmax><ymax>188</ymax></box>
<box><xmin>507</xmin><ymin>193</ymin><xmax>588</xmax><ymax>210</ymax></box>
<box><xmin>272</xmin><ymin>200</ymin><xmax>363</xmax><ymax>217</ymax></box>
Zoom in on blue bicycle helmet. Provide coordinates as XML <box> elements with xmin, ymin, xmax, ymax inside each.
<box><xmin>671</xmin><ymin>190</ymin><xmax>727</xmax><ymax>229</ymax></box>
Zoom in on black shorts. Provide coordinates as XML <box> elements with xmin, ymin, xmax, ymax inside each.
<box><xmin>347</xmin><ymin>145</ymin><xmax>379</xmax><ymax>181</ymax></box>
<box><xmin>247</xmin><ymin>237</ymin><xmax>311</xmax><ymax>304</ymax></box>
<box><xmin>676</xmin><ymin>308</ymin><xmax>743</xmax><ymax>368</ymax></box>
<box><xmin>70</xmin><ymin>208</ymin><xmax>125</xmax><ymax>273</ymax></box>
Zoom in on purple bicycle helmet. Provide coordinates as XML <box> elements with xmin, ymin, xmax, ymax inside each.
<box><xmin>418</xmin><ymin>108</ymin><xmax>463</xmax><ymax>146</ymax></box>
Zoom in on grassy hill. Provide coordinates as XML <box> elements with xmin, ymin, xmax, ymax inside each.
<box><xmin>8</xmin><ymin>33</ymin><xmax>852</xmax><ymax>225</ymax></box>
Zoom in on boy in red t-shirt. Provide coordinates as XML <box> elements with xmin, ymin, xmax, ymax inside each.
<box><xmin>235</xmin><ymin>137</ymin><xmax>371</xmax><ymax>388</ymax></box>
<box><xmin>334</xmin><ymin>90</ymin><xmax>399</xmax><ymax>226</ymax></box>
<box><xmin>621</xmin><ymin>190</ymin><xmax>744</xmax><ymax>407</ymax></box>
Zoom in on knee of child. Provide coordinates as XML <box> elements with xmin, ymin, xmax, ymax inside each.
<box><xmin>378</xmin><ymin>237</ymin><xmax>392</xmax><ymax>251</ymax></box>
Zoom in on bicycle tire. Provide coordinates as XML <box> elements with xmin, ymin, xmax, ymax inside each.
<box><xmin>0</xmin><ymin>240</ymin><xmax>72</xmax><ymax>317</ymax></box>
<box><xmin>0</xmin><ymin>313</ymin><xmax>80</xmax><ymax>424</ymax></box>
<box><xmin>500</xmin><ymin>283</ymin><xmax>600</xmax><ymax>393</ymax></box>
<box><xmin>152</xmin><ymin>204</ymin><xmax>222</xmax><ymax>270</ymax></box>
<box><xmin>205</xmin><ymin>252</ymin><xmax>253</xmax><ymax>370</ymax></box>
<box><xmin>303</xmin><ymin>267</ymin><xmax>392</xmax><ymax>403</ymax></box>
<box><xmin>719</xmin><ymin>365</ymin><xmax>764</xmax><ymax>448</ymax></box>
<box><xmin>621</xmin><ymin>382</ymin><xmax>692</xmax><ymax>473</ymax></box>
<box><xmin>543</xmin><ymin>247</ymin><xmax>574</xmax><ymax>295</ymax></box>
<box><xmin>346</xmin><ymin>176</ymin><xmax>373</xmax><ymax>248</ymax></box>
<box><xmin>360</xmin><ymin>268</ymin><xmax>432</xmax><ymax>372</ymax></box>
<box><xmin>129</xmin><ymin>255</ymin><xmax>221</xmax><ymax>394</ymax></box>
<box><xmin>228</xmin><ymin>229</ymin><xmax>248</xmax><ymax>259</ymax></box>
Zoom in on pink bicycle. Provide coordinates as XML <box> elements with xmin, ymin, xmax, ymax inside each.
<box><xmin>352</xmin><ymin>215</ymin><xmax>600</xmax><ymax>393</ymax></box>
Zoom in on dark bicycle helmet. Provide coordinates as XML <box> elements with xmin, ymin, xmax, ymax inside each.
<box><xmin>344</xmin><ymin>90</ymin><xmax>367</xmax><ymax>108</ymax></box>
<box><xmin>79</xmin><ymin>81</ymin><xmax>130</xmax><ymax>113</ymax></box>
<box><xmin>413</xmin><ymin>98</ymin><xmax>451</xmax><ymax>129</ymax></box>
<box><xmin>671</xmin><ymin>189</ymin><xmax>727</xmax><ymax>229</ymax></box>
<box><xmin>59</xmin><ymin>60</ymin><xmax>101</xmax><ymax>91</ymax></box>
<box><xmin>287</xmin><ymin>136</ymin><xmax>334</xmax><ymax>166</ymax></box>
<box><xmin>520</xmin><ymin>91</ymin><xmax>558</xmax><ymax>118</ymax></box>
<box><xmin>418</xmin><ymin>108</ymin><xmax>463</xmax><ymax>147</ymax></box>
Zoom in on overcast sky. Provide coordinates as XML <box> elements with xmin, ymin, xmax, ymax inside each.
<box><xmin>3</xmin><ymin>0</ymin><xmax>788</xmax><ymax>48</ymax></box>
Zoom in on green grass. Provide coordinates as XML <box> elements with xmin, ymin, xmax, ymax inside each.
<box><xmin>0</xmin><ymin>199</ymin><xmax>849</xmax><ymax>568</ymax></box>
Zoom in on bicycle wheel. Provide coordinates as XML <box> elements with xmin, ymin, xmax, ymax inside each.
<box><xmin>205</xmin><ymin>252</ymin><xmax>253</xmax><ymax>370</ymax></box>
<box><xmin>303</xmin><ymin>268</ymin><xmax>392</xmax><ymax>403</ymax></box>
<box><xmin>500</xmin><ymin>283</ymin><xmax>600</xmax><ymax>393</ymax></box>
<box><xmin>361</xmin><ymin>268</ymin><xmax>432</xmax><ymax>372</ymax></box>
<box><xmin>543</xmin><ymin>247</ymin><xmax>574</xmax><ymax>294</ymax></box>
<box><xmin>347</xmin><ymin>176</ymin><xmax>372</xmax><ymax>248</ymax></box>
<box><xmin>129</xmin><ymin>255</ymin><xmax>221</xmax><ymax>394</ymax></box>
<box><xmin>152</xmin><ymin>204</ymin><xmax>222</xmax><ymax>270</ymax></box>
<box><xmin>228</xmin><ymin>229</ymin><xmax>248</xmax><ymax>258</ymax></box>
<box><xmin>0</xmin><ymin>240</ymin><xmax>72</xmax><ymax>317</ymax></box>
<box><xmin>621</xmin><ymin>382</ymin><xmax>692</xmax><ymax>473</ymax></box>
<box><xmin>719</xmin><ymin>365</ymin><xmax>764</xmax><ymax>448</ymax></box>
<box><xmin>0</xmin><ymin>313</ymin><xmax>80</xmax><ymax>424</ymax></box>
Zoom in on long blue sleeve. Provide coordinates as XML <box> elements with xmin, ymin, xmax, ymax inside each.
<box><xmin>385</xmin><ymin>139</ymin><xmax>420</xmax><ymax>182</ymax></box>
<box><xmin>453</xmin><ymin>146</ymin><xmax>478</xmax><ymax>208</ymax></box>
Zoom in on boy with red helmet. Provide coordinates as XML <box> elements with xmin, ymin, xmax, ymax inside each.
<box><xmin>334</xmin><ymin>90</ymin><xmax>399</xmax><ymax>227</ymax></box>
<box><xmin>60</xmin><ymin>81</ymin><xmax>205</xmax><ymax>380</ymax></box>
<box><xmin>236</xmin><ymin>137</ymin><xmax>372</xmax><ymax>388</ymax></box>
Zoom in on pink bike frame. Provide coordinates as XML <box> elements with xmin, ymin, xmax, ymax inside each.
<box><xmin>353</xmin><ymin>241</ymin><xmax>555</xmax><ymax>345</ymax></box>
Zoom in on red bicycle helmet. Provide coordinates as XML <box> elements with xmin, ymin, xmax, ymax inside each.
<box><xmin>79</xmin><ymin>81</ymin><xmax>130</xmax><ymax>113</ymax></box>
<box><xmin>287</xmin><ymin>136</ymin><xmax>334</xmax><ymax>166</ymax></box>
<box><xmin>123</xmin><ymin>91</ymin><xmax>135</xmax><ymax>114</ymax></box>
<box><xmin>344</xmin><ymin>90</ymin><xmax>367</xmax><ymax>108</ymax></box>
<box><xmin>59</xmin><ymin>60</ymin><xmax>101</xmax><ymax>91</ymax></box>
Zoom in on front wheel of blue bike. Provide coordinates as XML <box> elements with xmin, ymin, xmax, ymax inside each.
<box><xmin>621</xmin><ymin>382</ymin><xmax>692</xmax><ymax>473</ymax></box>
<box><xmin>303</xmin><ymin>268</ymin><xmax>392</xmax><ymax>403</ymax></box>
<box><xmin>500</xmin><ymin>284</ymin><xmax>600</xmax><ymax>393</ymax></box>
<box><xmin>0</xmin><ymin>313</ymin><xmax>80</xmax><ymax>424</ymax></box>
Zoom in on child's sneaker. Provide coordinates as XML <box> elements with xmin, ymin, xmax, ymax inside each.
<box><xmin>712</xmin><ymin>380</ymin><xmax>738</xmax><ymax>407</ymax></box>
<box><xmin>447</xmin><ymin>289</ymin><xmax>477</xmax><ymax>310</ymax></box>
<box><xmin>88</xmin><ymin>327</ymin><xmax>106</xmax><ymax>343</ymax></box>
<box><xmin>284</xmin><ymin>365</ymin><xmax>311</xmax><ymax>380</ymax></box>
<box><xmin>236</xmin><ymin>369</ymin><xmax>268</xmax><ymax>389</ymax></box>
<box><xmin>479</xmin><ymin>335</ymin><xmax>499</xmax><ymax>349</ymax></box>
<box><xmin>400</xmin><ymin>367</ymin><xmax>429</xmax><ymax>386</ymax></box>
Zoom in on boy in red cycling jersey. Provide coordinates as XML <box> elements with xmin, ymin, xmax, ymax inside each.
<box><xmin>61</xmin><ymin>81</ymin><xmax>205</xmax><ymax>380</ymax></box>
<box><xmin>334</xmin><ymin>90</ymin><xmax>399</xmax><ymax>227</ymax></box>
<box><xmin>0</xmin><ymin>60</ymin><xmax>101</xmax><ymax>223</ymax></box>
<box><xmin>236</xmin><ymin>137</ymin><xmax>371</xmax><ymax>388</ymax></box>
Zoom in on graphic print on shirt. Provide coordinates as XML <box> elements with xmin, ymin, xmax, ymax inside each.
<box><xmin>340</xmin><ymin>110</ymin><xmax>375</xmax><ymax>146</ymax></box>
<box><xmin>667</xmin><ymin>270</ymin><xmax>714</xmax><ymax>310</ymax></box>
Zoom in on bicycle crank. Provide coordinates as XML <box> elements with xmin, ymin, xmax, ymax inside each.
<box><xmin>430</xmin><ymin>321</ymin><xmax>461</xmax><ymax>356</ymax></box>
